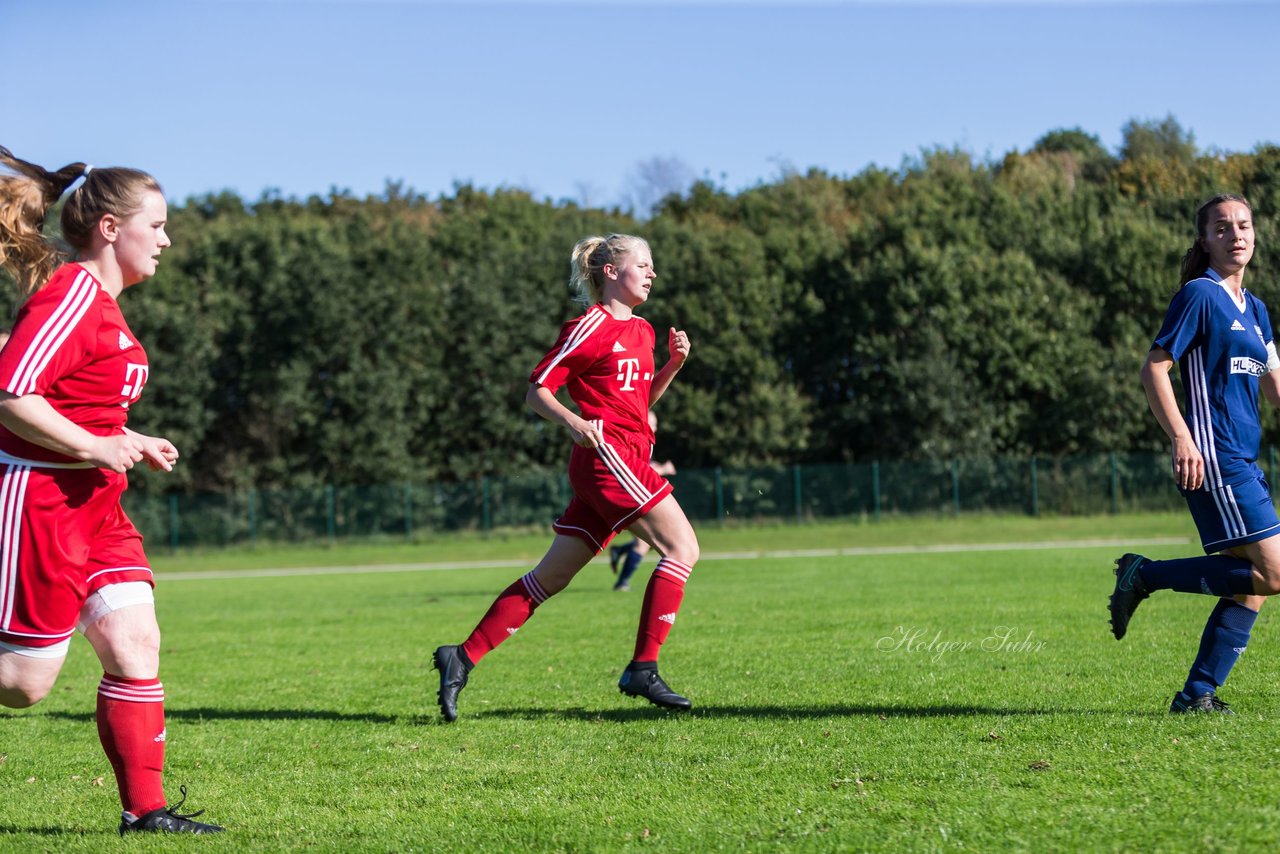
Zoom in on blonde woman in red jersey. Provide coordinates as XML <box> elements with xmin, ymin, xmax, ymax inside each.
<box><xmin>0</xmin><ymin>148</ymin><xmax>222</xmax><ymax>835</ymax></box>
<box><xmin>434</xmin><ymin>233</ymin><xmax>699</xmax><ymax>720</ymax></box>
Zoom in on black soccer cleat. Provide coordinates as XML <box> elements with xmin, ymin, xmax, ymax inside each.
<box><xmin>1109</xmin><ymin>553</ymin><xmax>1151</xmax><ymax>640</ymax></box>
<box><xmin>119</xmin><ymin>786</ymin><xmax>224</xmax><ymax>835</ymax></box>
<box><xmin>618</xmin><ymin>663</ymin><xmax>692</xmax><ymax>711</ymax></box>
<box><xmin>1170</xmin><ymin>691</ymin><xmax>1234</xmax><ymax>715</ymax></box>
<box><xmin>433</xmin><ymin>644</ymin><xmax>472</xmax><ymax>723</ymax></box>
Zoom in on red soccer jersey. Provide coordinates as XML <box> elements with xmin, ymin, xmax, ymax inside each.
<box><xmin>530</xmin><ymin>304</ymin><xmax>657</xmax><ymax>446</ymax></box>
<box><xmin>0</xmin><ymin>264</ymin><xmax>149</xmax><ymax>464</ymax></box>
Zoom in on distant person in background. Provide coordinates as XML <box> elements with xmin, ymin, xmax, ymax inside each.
<box><xmin>0</xmin><ymin>147</ymin><xmax>223</xmax><ymax>834</ymax></box>
<box><xmin>433</xmin><ymin>233</ymin><xmax>699</xmax><ymax>721</ymax></box>
<box><xmin>1110</xmin><ymin>193</ymin><xmax>1280</xmax><ymax>714</ymax></box>
<box><xmin>609</xmin><ymin>410</ymin><xmax>677</xmax><ymax>592</ymax></box>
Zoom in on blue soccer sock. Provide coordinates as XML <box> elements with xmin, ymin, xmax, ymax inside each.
<box><xmin>617</xmin><ymin>544</ymin><xmax>645</xmax><ymax>587</ymax></box>
<box><xmin>1138</xmin><ymin>555</ymin><xmax>1256</xmax><ymax>597</ymax></box>
<box><xmin>1182</xmin><ymin>598</ymin><xmax>1259</xmax><ymax>699</ymax></box>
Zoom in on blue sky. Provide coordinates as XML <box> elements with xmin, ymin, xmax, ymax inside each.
<box><xmin>4</xmin><ymin>1</ymin><xmax>1279</xmax><ymax>208</ymax></box>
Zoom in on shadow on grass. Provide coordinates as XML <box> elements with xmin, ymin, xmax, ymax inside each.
<box><xmin>470</xmin><ymin>702</ymin><xmax>1100</xmax><ymax>721</ymax></box>
<box><xmin>32</xmin><ymin>707</ymin><xmax>399</xmax><ymax>725</ymax></box>
<box><xmin>12</xmin><ymin>701</ymin><xmax>1137</xmax><ymax>728</ymax></box>
<box><xmin>0</xmin><ymin>825</ymin><xmax>98</xmax><ymax>836</ymax></box>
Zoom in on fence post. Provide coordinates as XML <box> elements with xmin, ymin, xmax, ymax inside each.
<box><xmin>1029</xmin><ymin>455</ymin><xmax>1039</xmax><ymax>517</ymax></box>
<box><xmin>403</xmin><ymin>483</ymin><xmax>413</xmax><ymax>539</ymax></box>
<box><xmin>1109</xmin><ymin>453</ymin><xmax>1119</xmax><ymax>515</ymax></box>
<box><xmin>872</xmin><ymin>461</ymin><xmax>881</xmax><ymax>522</ymax></box>
<box><xmin>247</xmin><ymin>489</ymin><xmax>257</xmax><ymax>547</ymax></box>
<box><xmin>793</xmin><ymin>464</ymin><xmax>803</xmax><ymax>523</ymax></box>
<box><xmin>325</xmin><ymin>484</ymin><xmax>336</xmax><ymax>543</ymax></box>
<box><xmin>950</xmin><ymin>460</ymin><xmax>960</xmax><ymax>515</ymax></box>
<box><xmin>714</xmin><ymin>467</ymin><xmax>724</xmax><ymax>524</ymax></box>
<box><xmin>168</xmin><ymin>494</ymin><xmax>179</xmax><ymax>553</ymax></box>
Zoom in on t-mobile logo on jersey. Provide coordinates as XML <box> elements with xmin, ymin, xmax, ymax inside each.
<box><xmin>616</xmin><ymin>358</ymin><xmax>652</xmax><ymax>391</ymax></box>
<box><xmin>120</xmin><ymin>363</ymin><xmax>149</xmax><ymax>405</ymax></box>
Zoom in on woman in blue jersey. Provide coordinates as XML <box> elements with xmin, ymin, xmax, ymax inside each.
<box><xmin>1110</xmin><ymin>194</ymin><xmax>1280</xmax><ymax>714</ymax></box>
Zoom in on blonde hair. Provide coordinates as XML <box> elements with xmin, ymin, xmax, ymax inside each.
<box><xmin>568</xmin><ymin>233</ymin><xmax>648</xmax><ymax>304</ymax></box>
<box><xmin>0</xmin><ymin>145</ymin><xmax>162</xmax><ymax>295</ymax></box>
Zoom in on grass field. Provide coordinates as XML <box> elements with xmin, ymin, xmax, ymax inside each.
<box><xmin>3</xmin><ymin>512</ymin><xmax>1279</xmax><ymax>852</ymax></box>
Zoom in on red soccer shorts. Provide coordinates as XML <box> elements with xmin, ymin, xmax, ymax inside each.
<box><xmin>553</xmin><ymin>436</ymin><xmax>673</xmax><ymax>553</ymax></box>
<box><xmin>0</xmin><ymin>463</ymin><xmax>152</xmax><ymax>649</ymax></box>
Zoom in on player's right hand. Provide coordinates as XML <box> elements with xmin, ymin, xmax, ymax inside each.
<box><xmin>569</xmin><ymin>417</ymin><xmax>604</xmax><ymax>449</ymax></box>
<box><xmin>90</xmin><ymin>433</ymin><xmax>146</xmax><ymax>473</ymax></box>
<box><xmin>1171</xmin><ymin>436</ymin><xmax>1205</xmax><ymax>492</ymax></box>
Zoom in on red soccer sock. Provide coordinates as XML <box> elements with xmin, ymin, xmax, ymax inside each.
<box><xmin>460</xmin><ymin>572</ymin><xmax>548</xmax><ymax>665</ymax></box>
<box><xmin>633</xmin><ymin>558</ymin><xmax>693</xmax><ymax>662</ymax></box>
<box><xmin>96</xmin><ymin>673</ymin><xmax>167</xmax><ymax>816</ymax></box>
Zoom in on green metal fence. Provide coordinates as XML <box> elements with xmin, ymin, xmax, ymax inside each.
<box><xmin>117</xmin><ymin>450</ymin><xmax>1219</xmax><ymax>551</ymax></box>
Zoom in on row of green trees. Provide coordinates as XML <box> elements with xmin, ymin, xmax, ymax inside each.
<box><xmin>4</xmin><ymin>118</ymin><xmax>1279</xmax><ymax>495</ymax></box>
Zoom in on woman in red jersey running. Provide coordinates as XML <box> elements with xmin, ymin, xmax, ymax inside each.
<box><xmin>0</xmin><ymin>147</ymin><xmax>222</xmax><ymax>835</ymax></box>
<box><xmin>434</xmin><ymin>233</ymin><xmax>699</xmax><ymax>720</ymax></box>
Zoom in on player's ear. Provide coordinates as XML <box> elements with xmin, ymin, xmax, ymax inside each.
<box><xmin>98</xmin><ymin>213</ymin><xmax>120</xmax><ymax>244</ymax></box>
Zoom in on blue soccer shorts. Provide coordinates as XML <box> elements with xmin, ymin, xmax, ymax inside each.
<box><xmin>1186</xmin><ymin>473</ymin><xmax>1280</xmax><ymax>554</ymax></box>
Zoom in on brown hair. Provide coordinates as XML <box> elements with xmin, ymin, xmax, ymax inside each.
<box><xmin>0</xmin><ymin>146</ymin><xmax>162</xmax><ymax>295</ymax></box>
<box><xmin>568</xmin><ymin>234</ymin><xmax>648</xmax><ymax>304</ymax></box>
<box><xmin>1180</xmin><ymin>193</ymin><xmax>1252</xmax><ymax>286</ymax></box>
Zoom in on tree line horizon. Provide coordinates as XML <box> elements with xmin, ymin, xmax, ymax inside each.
<box><xmin>4</xmin><ymin>116</ymin><xmax>1279</xmax><ymax>497</ymax></box>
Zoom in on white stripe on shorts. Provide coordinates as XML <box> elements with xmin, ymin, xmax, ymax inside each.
<box><xmin>0</xmin><ymin>464</ymin><xmax>32</xmax><ymax>631</ymax></box>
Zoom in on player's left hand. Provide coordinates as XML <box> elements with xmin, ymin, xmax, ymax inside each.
<box><xmin>668</xmin><ymin>327</ymin><xmax>690</xmax><ymax>364</ymax></box>
<box><xmin>127</xmin><ymin>428</ymin><xmax>180</xmax><ymax>472</ymax></box>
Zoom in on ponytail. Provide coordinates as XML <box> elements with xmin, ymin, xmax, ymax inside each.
<box><xmin>1180</xmin><ymin>193</ymin><xmax>1252</xmax><ymax>286</ymax></box>
<box><xmin>568</xmin><ymin>233</ymin><xmax>647</xmax><ymax>304</ymax></box>
<box><xmin>0</xmin><ymin>146</ymin><xmax>162</xmax><ymax>295</ymax></box>
<box><xmin>0</xmin><ymin>146</ymin><xmax>86</xmax><ymax>294</ymax></box>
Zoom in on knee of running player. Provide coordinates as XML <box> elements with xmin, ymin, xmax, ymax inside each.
<box><xmin>82</xmin><ymin>598</ymin><xmax>162</xmax><ymax>678</ymax></box>
<box><xmin>0</xmin><ymin>654</ymin><xmax>62</xmax><ymax>707</ymax></box>
<box><xmin>661</xmin><ymin>529</ymin><xmax>699</xmax><ymax>569</ymax></box>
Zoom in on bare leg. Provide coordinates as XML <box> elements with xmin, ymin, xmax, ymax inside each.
<box><xmin>530</xmin><ymin>534</ymin><xmax>600</xmax><ymax>596</ymax></box>
<box><xmin>82</xmin><ymin>603</ymin><xmax>161</xmax><ymax>679</ymax></box>
<box><xmin>627</xmin><ymin>495</ymin><xmax>699</xmax><ymax>566</ymax></box>
<box><xmin>1234</xmin><ymin>536</ymin><xmax>1280</xmax><ymax>595</ymax></box>
<box><xmin>0</xmin><ymin>650</ymin><xmax>65</xmax><ymax>708</ymax></box>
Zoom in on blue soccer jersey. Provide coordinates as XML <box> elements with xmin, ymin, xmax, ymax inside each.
<box><xmin>1153</xmin><ymin>267</ymin><xmax>1276</xmax><ymax>488</ymax></box>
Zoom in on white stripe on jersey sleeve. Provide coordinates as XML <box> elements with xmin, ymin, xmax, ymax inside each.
<box><xmin>534</xmin><ymin>306</ymin><xmax>607</xmax><ymax>387</ymax></box>
<box><xmin>6</xmin><ymin>269</ymin><xmax>98</xmax><ymax>395</ymax></box>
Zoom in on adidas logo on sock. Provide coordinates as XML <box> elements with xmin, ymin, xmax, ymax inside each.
<box><xmin>1200</xmin><ymin>578</ymin><xmax>1213</xmax><ymax>595</ymax></box>
<box><xmin>658</xmin><ymin>612</ymin><xmax>676</xmax><ymax>625</ymax></box>
<box><xmin>154</xmin><ymin>729</ymin><xmax>166</xmax><ymax>743</ymax></box>
<box><xmin>506</xmin><ymin>627</ymin><xmax>520</xmax><ymax>635</ymax></box>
